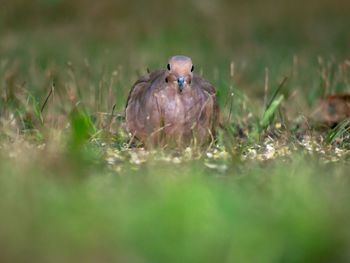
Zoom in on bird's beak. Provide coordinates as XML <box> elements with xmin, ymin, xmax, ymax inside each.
<box><xmin>177</xmin><ymin>77</ymin><xmax>185</xmax><ymax>92</ymax></box>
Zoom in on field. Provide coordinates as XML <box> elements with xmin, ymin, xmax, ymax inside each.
<box><xmin>1</xmin><ymin>0</ymin><xmax>350</xmax><ymax>262</ymax></box>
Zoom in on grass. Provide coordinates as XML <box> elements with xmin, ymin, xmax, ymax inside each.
<box><xmin>1</xmin><ymin>0</ymin><xmax>350</xmax><ymax>262</ymax></box>
<box><xmin>1</xmin><ymin>152</ymin><xmax>350</xmax><ymax>263</ymax></box>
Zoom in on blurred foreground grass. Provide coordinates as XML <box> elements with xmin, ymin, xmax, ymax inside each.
<box><xmin>1</xmin><ymin>151</ymin><xmax>350</xmax><ymax>262</ymax></box>
<box><xmin>1</xmin><ymin>0</ymin><xmax>350</xmax><ymax>262</ymax></box>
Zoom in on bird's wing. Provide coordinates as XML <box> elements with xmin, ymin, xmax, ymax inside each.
<box><xmin>125</xmin><ymin>69</ymin><xmax>167</xmax><ymax>143</ymax></box>
<box><xmin>191</xmin><ymin>74</ymin><xmax>220</xmax><ymax>134</ymax></box>
<box><xmin>192</xmin><ymin>74</ymin><xmax>216</xmax><ymax>95</ymax></box>
<box><xmin>125</xmin><ymin>69</ymin><xmax>165</xmax><ymax>109</ymax></box>
<box><xmin>192</xmin><ymin>74</ymin><xmax>217</xmax><ymax>110</ymax></box>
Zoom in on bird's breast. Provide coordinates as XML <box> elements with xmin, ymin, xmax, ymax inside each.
<box><xmin>156</xmin><ymin>89</ymin><xmax>200</xmax><ymax>126</ymax></box>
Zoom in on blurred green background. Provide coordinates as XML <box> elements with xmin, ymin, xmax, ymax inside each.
<box><xmin>1</xmin><ymin>0</ymin><xmax>349</xmax><ymax>110</ymax></box>
<box><xmin>1</xmin><ymin>1</ymin><xmax>350</xmax><ymax>262</ymax></box>
<box><xmin>2</xmin><ymin>0</ymin><xmax>349</xmax><ymax>57</ymax></box>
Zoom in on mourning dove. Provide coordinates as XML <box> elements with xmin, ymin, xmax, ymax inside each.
<box><xmin>125</xmin><ymin>55</ymin><xmax>218</xmax><ymax>147</ymax></box>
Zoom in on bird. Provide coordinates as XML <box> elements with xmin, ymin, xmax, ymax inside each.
<box><xmin>125</xmin><ymin>55</ymin><xmax>219</xmax><ymax>147</ymax></box>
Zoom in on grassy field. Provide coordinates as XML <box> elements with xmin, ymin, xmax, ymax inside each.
<box><xmin>1</xmin><ymin>0</ymin><xmax>350</xmax><ymax>262</ymax></box>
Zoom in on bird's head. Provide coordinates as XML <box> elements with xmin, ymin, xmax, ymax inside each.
<box><xmin>165</xmin><ymin>55</ymin><xmax>194</xmax><ymax>93</ymax></box>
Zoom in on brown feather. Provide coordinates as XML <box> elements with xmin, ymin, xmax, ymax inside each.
<box><xmin>125</xmin><ymin>56</ymin><xmax>219</xmax><ymax>147</ymax></box>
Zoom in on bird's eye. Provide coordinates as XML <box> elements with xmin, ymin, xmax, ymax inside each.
<box><xmin>191</xmin><ymin>65</ymin><xmax>194</xmax><ymax>72</ymax></box>
<box><xmin>167</xmin><ymin>64</ymin><xmax>170</xmax><ymax>70</ymax></box>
